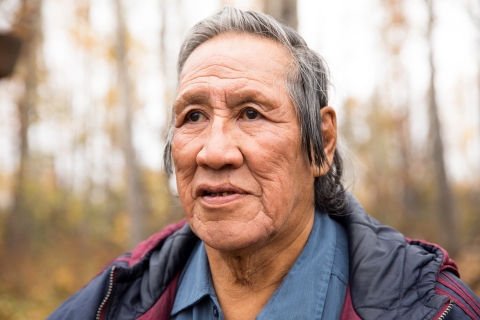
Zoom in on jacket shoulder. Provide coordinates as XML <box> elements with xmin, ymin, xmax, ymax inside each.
<box><xmin>47</xmin><ymin>256</ymin><xmax>130</xmax><ymax>320</ymax></box>
<box><xmin>337</xmin><ymin>193</ymin><xmax>480</xmax><ymax>320</ymax></box>
<box><xmin>47</xmin><ymin>219</ymin><xmax>190</xmax><ymax>320</ymax></box>
<box><xmin>128</xmin><ymin>218</ymin><xmax>188</xmax><ymax>266</ymax></box>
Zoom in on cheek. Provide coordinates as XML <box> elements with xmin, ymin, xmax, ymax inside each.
<box><xmin>171</xmin><ymin>134</ymin><xmax>200</xmax><ymax>203</ymax></box>
<box><xmin>245</xmin><ymin>128</ymin><xmax>307</xmax><ymax>183</ymax></box>
<box><xmin>172</xmin><ymin>131</ymin><xmax>200</xmax><ymax>171</ymax></box>
<box><xmin>243</xmin><ymin>128</ymin><xmax>313</xmax><ymax>208</ymax></box>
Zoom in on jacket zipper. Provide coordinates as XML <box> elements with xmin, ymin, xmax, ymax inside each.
<box><xmin>96</xmin><ymin>265</ymin><xmax>117</xmax><ymax>320</ymax></box>
<box><xmin>437</xmin><ymin>299</ymin><xmax>454</xmax><ymax>320</ymax></box>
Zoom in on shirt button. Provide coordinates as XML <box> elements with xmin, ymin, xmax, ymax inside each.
<box><xmin>213</xmin><ymin>305</ymin><xmax>219</xmax><ymax>318</ymax></box>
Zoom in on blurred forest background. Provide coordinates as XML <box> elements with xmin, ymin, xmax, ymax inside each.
<box><xmin>0</xmin><ymin>0</ymin><xmax>479</xmax><ymax>318</ymax></box>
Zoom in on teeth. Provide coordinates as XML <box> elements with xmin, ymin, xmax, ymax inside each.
<box><xmin>207</xmin><ymin>192</ymin><xmax>234</xmax><ymax>197</ymax></box>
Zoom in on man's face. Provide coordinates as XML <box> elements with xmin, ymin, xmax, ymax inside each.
<box><xmin>171</xmin><ymin>33</ymin><xmax>316</xmax><ymax>252</ymax></box>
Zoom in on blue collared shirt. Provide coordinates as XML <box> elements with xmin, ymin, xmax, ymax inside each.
<box><xmin>171</xmin><ymin>209</ymin><xmax>349</xmax><ymax>319</ymax></box>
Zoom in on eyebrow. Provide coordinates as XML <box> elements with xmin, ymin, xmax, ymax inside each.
<box><xmin>226</xmin><ymin>90</ymin><xmax>261</xmax><ymax>105</ymax></box>
<box><xmin>174</xmin><ymin>86</ymin><xmax>276</xmax><ymax>113</ymax></box>
<box><xmin>225</xmin><ymin>89</ymin><xmax>277</xmax><ymax>112</ymax></box>
<box><xmin>174</xmin><ymin>92</ymin><xmax>210</xmax><ymax>113</ymax></box>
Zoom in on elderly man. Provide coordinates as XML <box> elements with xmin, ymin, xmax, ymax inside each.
<box><xmin>49</xmin><ymin>7</ymin><xmax>479</xmax><ymax>320</ymax></box>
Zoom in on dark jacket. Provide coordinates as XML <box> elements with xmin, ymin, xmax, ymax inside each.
<box><xmin>48</xmin><ymin>195</ymin><xmax>480</xmax><ymax>319</ymax></box>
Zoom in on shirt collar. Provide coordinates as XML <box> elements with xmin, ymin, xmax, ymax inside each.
<box><xmin>171</xmin><ymin>240</ymin><xmax>215</xmax><ymax>315</ymax></box>
<box><xmin>256</xmin><ymin>209</ymin><xmax>340</xmax><ymax>319</ymax></box>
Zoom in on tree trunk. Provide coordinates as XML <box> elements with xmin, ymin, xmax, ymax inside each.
<box><xmin>425</xmin><ymin>0</ymin><xmax>456</xmax><ymax>254</ymax></box>
<box><xmin>159</xmin><ymin>0</ymin><xmax>176</xmax><ymax>122</ymax></box>
<box><xmin>0</xmin><ymin>33</ymin><xmax>22</xmax><ymax>78</ymax></box>
<box><xmin>2</xmin><ymin>0</ymin><xmax>43</xmax><ymax>294</ymax></box>
<box><xmin>468</xmin><ymin>0</ymin><xmax>480</xmax><ymax>236</ymax></box>
<box><xmin>262</xmin><ymin>0</ymin><xmax>298</xmax><ymax>30</ymax></box>
<box><xmin>475</xmin><ymin>6</ymin><xmax>480</xmax><ymax>180</ymax></box>
<box><xmin>114</xmin><ymin>0</ymin><xmax>147</xmax><ymax>249</ymax></box>
<box><xmin>5</xmin><ymin>0</ymin><xmax>42</xmax><ymax>253</ymax></box>
<box><xmin>380</xmin><ymin>0</ymin><xmax>418</xmax><ymax>219</ymax></box>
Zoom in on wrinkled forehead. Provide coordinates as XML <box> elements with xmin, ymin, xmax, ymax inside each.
<box><xmin>179</xmin><ymin>32</ymin><xmax>295</xmax><ymax>86</ymax></box>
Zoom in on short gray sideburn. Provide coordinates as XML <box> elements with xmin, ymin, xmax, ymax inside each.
<box><xmin>163</xmin><ymin>6</ymin><xmax>346</xmax><ymax>215</ymax></box>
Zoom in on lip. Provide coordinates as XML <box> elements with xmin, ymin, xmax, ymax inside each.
<box><xmin>195</xmin><ymin>183</ymin><xmax>248</xmax><ymax>206</ymax></box>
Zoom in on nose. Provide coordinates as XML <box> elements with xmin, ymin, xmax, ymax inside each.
<box><xmin>196</xmin><ymin>120</ymin><xmax>243</xmax><ymax>170</ymax></box>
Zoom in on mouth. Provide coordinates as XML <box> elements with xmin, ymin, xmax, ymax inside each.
<box><xmin>196</xmin><ymin>184</ymin><xmax>246</xmax><ymax>198</ymax></box>
<box><xmin>203</xmin><ymin>191</ymin><xmax>237</xmax><ymax>197</ymax></box>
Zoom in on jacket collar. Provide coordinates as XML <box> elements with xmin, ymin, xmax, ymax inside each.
<box><xmin>127</xmin><ymin>193</ymin><xmax>458</xmax><ymax>320</ymax></box>
<box><xmin>334</xmin><ymin>193</ymin><xmax>457</xmax><ymax>319</ymax></box>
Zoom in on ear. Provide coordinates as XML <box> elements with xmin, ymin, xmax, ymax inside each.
<box><xmin>312</xmin><ymin>106</ymin><xmax>337</xmax><ymax>177</ymax></box>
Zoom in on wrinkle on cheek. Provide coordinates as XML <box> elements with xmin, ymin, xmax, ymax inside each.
<box><xmin>252</xmin><ymin>161</ymin><xmax>286</xmax><ymax>184</ymax></box>
<box><xmin>171</xmin><ymin>133</ymin><xmax>189</xmax><ymax>150</ymax></box>
<box><xmin>176</xmin><ymin>174</ymin><xmax>192</xmax><ymax>191</ymax></box>
<box><xmin>245</xmin><ymin>211</ymin><xmax>276</xmax><ymax>239</ymax></box>
<box><xmin>243</xmin><ymin>153</ymin><xmax>299</xmax><ymax>193</ymax></box>
<box><xmin>176</xmin><ymin>175</ymin><xmax>194</xmax><ymax>207</ymax></box>
<box><xmin>240</xmin><ymin>123</ymin><xmax>289</xmax><ymax>139</ymax></box>
<box><xmin>256</xmin><ymin>143</ymin><xmax>299</xmax><ymax>172</ymax></box>
<box><xmin>191</xmin><ymin>210</ymin><xmax>209</xmax><ymax>236</ymax></box>
<box><xmin>256</xmin><ymin>213</ymin><xmax>272</xmax><ymax>229</ymax></box>
<box><xmin>172</xmin><ymin>144</ymin><xmax>199</xmax><ymax>204</ymax></box>
<box><xmin>172</xmin><ymin>132</ymin><xmax>205</xmax><ymax>167</ymax></box>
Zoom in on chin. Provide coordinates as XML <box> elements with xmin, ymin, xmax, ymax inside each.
<box><xmin>191</xmin><ymin>219</ymin><xmax>271</xmax><ymax>252</ymax></box>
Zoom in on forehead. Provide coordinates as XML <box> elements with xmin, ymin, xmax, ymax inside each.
<box><xmin>179</xmin><ymin>33</ymin><xmax>293</xmax><ymax>90</ymax></box>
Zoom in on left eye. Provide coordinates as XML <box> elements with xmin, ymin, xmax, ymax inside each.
<box><xmin>241</xmin><ymin>109</ymin><xmax>261</xmax><ymax>120</ymax></box>
<box><xmin>186</xmin><ymin>111</ymin><xmax>207</xmax><ymax>123</ymax></box>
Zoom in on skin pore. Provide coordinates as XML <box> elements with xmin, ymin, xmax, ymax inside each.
<box><xmin>171</xmin><ymin>33</ymin><xmax>337</xmax><ymax>320</ymax></box>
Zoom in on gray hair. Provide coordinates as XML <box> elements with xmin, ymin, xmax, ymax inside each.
<box><xmin>163</xmin><ymin>6</ymin><xmax>346</xmax><ymax>215</ymax></box>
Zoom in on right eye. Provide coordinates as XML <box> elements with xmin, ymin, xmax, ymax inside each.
<box><xmin>186</xmin><ymin>111</ymin><xmax>207</xmax><ymax>123</ymax></box>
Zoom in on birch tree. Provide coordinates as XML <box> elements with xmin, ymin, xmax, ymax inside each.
<box><xmin>5</xmin><ymin>0</ymin><xmax>43</xmax><ymax>258</ymax></box>
<box><xmin>114</xmin><ymin>0</ymin><xmax>147</xmax><ymax>248</ymax></box>
<box><xmin>425</xmin><ymin>0</ymin><xmax>456</xmax><ymax>254</ymax></box>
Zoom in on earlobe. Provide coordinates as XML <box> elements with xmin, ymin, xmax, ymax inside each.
<box><xmin>312</xmin><ymin>106</ymin><xmax>337</xmax><ymax>177</ymax></box>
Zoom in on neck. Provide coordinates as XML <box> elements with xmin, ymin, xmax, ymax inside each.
<box><xmin>205</xmin><ymin>210</ymin><xmax>315</xmax><ymax>320</ymax></box>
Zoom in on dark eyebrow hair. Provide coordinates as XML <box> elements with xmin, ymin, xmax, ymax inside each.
<box><xmin>227</xmin><ymin>93</ymin><xmax>257</xmax><ymax>105</ymax></box>
<box><xmin>226</xmin><ymin>90</ymin><xmax>275</xmax><ymax>110</ymax></box>
<box><xmin>173</xmin><ymin>86</ymin><xmax>276</xmax><ymax>114</ymax></box>
<box><xmin>173</xmin><ymin>92</ymin><xmax>210</xmax><ymax>113</ymax></box>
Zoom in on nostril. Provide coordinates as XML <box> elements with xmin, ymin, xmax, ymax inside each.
<box><xmin>196</xmin><ymin>144</ymin><xmax>243</xmax><ymax>170</ymax></box>
<box><xmin>195</xmin><ymin>125</ymin><xmax>244</xmax><ymax>170</ymax></box>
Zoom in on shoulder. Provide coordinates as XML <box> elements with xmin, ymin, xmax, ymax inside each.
<box><xmin>128</xmin><ymin>218</ymin><xmax>189</xmax><ymax>266</ymax></box>
<box><xmin>47</xmin><ymin>219</ymin><xmax>197</xmax><ymax>320</ymax></box>
<box><xmin>335</xmin><ymin>193</ymin><xmax>480</xmax><ymax>320</ymax></box>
